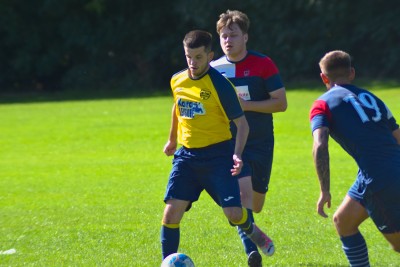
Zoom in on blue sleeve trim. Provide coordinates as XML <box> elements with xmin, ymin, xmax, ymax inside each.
<box><xmin>311</xmin><ymin>114</ymin><xmax>329</xmax><ymax>133</ymax></box>
<box><xmin>265</xmin><ymin>74</ymin><xmax>284</xmax><ymax>92</ymax></box>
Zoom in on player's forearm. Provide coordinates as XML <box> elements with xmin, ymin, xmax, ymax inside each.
<box><xmin>233</xmin><ymin>116</ymin><xmax>249</xmax><ymax>157</ymax></box>
<box><xmin>168</xmin><ymin>104</ymin><xmax>178</xmax><ymax>142</ymax></box>
<box><xmin>241</xmin><ymin>88</ymin><xmax>287</xmax><ymax>113</ymax></box>
<box><xmin>312</xmin><ymin>128</ymin><xmax>331</xmax><ymax>192</ymax></box>
<box><xmin>313</xmin><ymin>144</ymin><xmax>330</xmax><ymax>192</ymax></box>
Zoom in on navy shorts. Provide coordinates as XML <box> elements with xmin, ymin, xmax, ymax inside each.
<box><xmin>238</xmin><ymin>142</ymin><xmax>274</xmax><ymax>194</ymax></box>
<box><xmin>163</xmin><ymin>141</ymin><xmax>242</xmax><ymax>210</ymax></box>
<box><xmin>348</xmin><ymin>177</ymin><xmax>400</xmax><ymax>234</ymax></box>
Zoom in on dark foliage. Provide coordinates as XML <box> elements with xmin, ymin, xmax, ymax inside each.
<box><xmin>0</xmin><ymin>0</ymin><xmax>399</xmax><ymax>94</ymax></box>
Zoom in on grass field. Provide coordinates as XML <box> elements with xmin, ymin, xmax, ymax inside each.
<box><xmin>0</xmin><ymin>86</ymin><xmax>399</xmax><ymax>266</ymax></box>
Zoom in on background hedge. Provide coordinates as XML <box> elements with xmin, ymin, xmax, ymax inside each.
<box><xmin>1</xmin><ymin>0</ymin><xmax>399</xmax><ymax>94</ymax></box>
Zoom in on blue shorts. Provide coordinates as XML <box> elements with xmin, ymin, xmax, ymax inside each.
<box><xmin>163</xmin><ymin>141</ymin><xmax>242</xmax><ymax>210</ymax></box>
<box><xmin>238</xmin><ymin>142</ymin><xmax>274</xmax><ymax>194</ymax></box>
<box><xmin>348</xmin><ymin>176</ymin><xmax>400</xmax><ymax>234</ymax></box>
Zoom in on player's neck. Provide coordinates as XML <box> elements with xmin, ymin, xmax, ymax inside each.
<box><xmin>227</xmin><ymin>50</ymin><xmax>247</xmax><ymax>62</ymax></box>
<box><xmin>332</xmin><ymin>79</ymin><xmax>352</xmax><ymax>86</ymax></box>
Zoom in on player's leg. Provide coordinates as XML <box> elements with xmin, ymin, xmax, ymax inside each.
<box><xmin>238</xmin><ymin>175</ymin><xmax>259</xmax><ymax>253</ymax></box>
<box><xmin>223</xmin><ymin>206</ymin><xmax>274</xmax><ymax>256</ymax></box>
<box><xmin>383</xmin><ymin>232</ymin><xmax>400</xmax><ymax>252</ymax></box>
<box><xmin>237</xmin><ymin>175</ymin><xmax>262</xmax><ymax>266</ymax></box>
<box><xmin>161</xmin><ymin>147</ymin><xmax>201</xmax><ymax>260</ymax></box>
<box><xmin>252</xmin><ymin>191</ymin><xmax>266</xmax><ymax>214</ymax></box>
<box><xmin>161</xmin><ymin>199</ymin><xmax>190</xmax><ymax>259</ymax></box>
<box><xmin>365</xmin><ymin>183</ymin><xmax>400</xmax><ymax>253</ymax></box>
<box><xmin>333</xmin><ymin>195</ymin><xmax>370</xmax><ymax>266</ymax></box>
<box><xmin>239</xmin><ymin>175</ymin><xmax>253</xmax><ymax>208</ymax></box>
<box><xmin>213</xmin><ymin>172</ymin><xmax>274</xmax><ymax>258</ymax></box>
<box><xmin>251</xmin><ymin>149</ymin><xmax>273</xmax><ymax>213</ymax></box>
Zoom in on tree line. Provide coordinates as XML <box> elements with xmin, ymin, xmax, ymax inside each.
<box><xmin>1</xmin><ymin>0</ymin><xmax>399</xmax><ymax>94</ymax></box>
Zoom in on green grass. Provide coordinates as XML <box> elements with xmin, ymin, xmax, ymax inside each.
<box><xmin>0</xmin><ymin>86</ymin><xmax>399</xmax><ymax>266</ymax></box>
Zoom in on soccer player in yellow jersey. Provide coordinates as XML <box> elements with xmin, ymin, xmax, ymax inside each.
<box><xmin>160</xmin><ymin>30</ymin><xmax>274</xmax><ymax>263</ymax></box>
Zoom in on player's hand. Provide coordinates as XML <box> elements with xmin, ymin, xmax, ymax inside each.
<box><xmin>317</xmin><ymin>191</ymin><xmax>331</xmax><ymax>218</ymax></box>
<box><xmin>163</xmin><ymin>141</ymin><xmax>177</xmax><ymax>156</ymax></box>
<box><xmin>231</xmin><ymin>154</ymin><xmax>243</xmax><ymax>176</ymax></box>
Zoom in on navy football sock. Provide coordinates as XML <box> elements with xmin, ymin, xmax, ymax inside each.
<box><xmin>341</xmin><ymin>232</ymin><xmax>370</xmax><ymax>267</ymax></box>
<box><xmin>161</xmin><ymin>224</ymin><xmax>180</xmax><ymax>260</ymax></box>
<box><xmin>237</xmin><ymin>208</ymin><xmax>258</xmax><ymax>255</ymax></box>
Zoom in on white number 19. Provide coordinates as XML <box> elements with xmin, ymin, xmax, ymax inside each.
<box><xmin>343</xmin><ymin>93</ymin><xmax>382</xmax><ymax>123</ymax></box>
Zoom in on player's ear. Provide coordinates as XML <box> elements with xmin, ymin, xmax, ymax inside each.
<box><xmin>208</xmin><ymin>51</ymin><xmax>214</xmax><ymax>62</ymax></box>
<box><xmin>349</xmin><ymin>67</ymin><xmax>355</xmax><ymax>81</ymax></box>
<box><xmin>320</xmin><ymin>73</ymin><xmax>329</xmax><ymax>84</ymax></box>
<box><xmin>244</xmin><ymin>33</ymin><xmax>248</xmax><ymax>43</ymax></box>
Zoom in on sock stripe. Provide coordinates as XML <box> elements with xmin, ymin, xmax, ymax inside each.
<box><xmin>341</xmin><ymin>232</ymin><xmax>370</xmax><ymax>267</ymax></box>
<box><xmin>162</xmin><ymin>223</ymin><xmax>179</xmax><ymax>229</ymax></box>
<box><xmin>231</xmin><ymin>207</ymin><xmax>248</xmax><ymax>225</ymax></box>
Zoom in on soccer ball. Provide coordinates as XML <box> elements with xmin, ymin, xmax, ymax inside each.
<box><xmin>161</xmin><ymin>253</ymin><xmax>195</xmax><ymax>267</ymax></box>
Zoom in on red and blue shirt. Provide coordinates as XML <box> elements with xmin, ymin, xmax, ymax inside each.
<box><xmin>211</xmin><ymin>51</ymin><xmax>284</xmax><ymax>145</ymax></box>
<box><xmin>310</xmin><ymin>84</ymin><xmax>400</xmax><ymax>192</ymax></box>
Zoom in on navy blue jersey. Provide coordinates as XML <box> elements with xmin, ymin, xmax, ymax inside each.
<box><xmin>211</xmin><ymin>51</ymin><xmax>284</xmax><ymax>145</ymax></box>
<box><xmin>310</xmin><ymin>84</ymin><xmax>400</xmax><ymax>192</ymax></box>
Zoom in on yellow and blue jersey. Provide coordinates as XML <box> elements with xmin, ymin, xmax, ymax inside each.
<box><xmin>170</xmin><ymin>66</ymin><xmax>243</xmax><ymax>148</ymax></box>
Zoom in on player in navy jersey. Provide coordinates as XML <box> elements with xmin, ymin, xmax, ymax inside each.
<box><xmin>310</xmin><ymin>50</ymin><xmax>400</xmax><ymax>266</ymax></box>
<box><xmin>211</xmin><ymin>10</ymin><xmax>287</xmax><ymax>267</ymax></box>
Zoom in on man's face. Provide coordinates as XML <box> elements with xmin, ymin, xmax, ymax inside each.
<box><xmin>184</xmin><ymin>46</ymin><xmax>213</xmax><ymax>79</ymax></box>
<box><xmin>219</xmin><ymin>23</ymin><xmax>248</xmax><ymax>61</ymax></box>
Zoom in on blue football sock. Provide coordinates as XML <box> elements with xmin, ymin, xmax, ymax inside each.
<box><xmin>161</xmin><ymin>224</ymin><xmax>180</xmax><ymax>260</ymax></box>
<box><xmin>237</xmin><ymin>208</ymin><xmax>258</xmax><ymax>255</ymax></box>
<box><xmin>340</xmin><ymin>232</ymin><xmax>370</xmax><ymax>267</ymax></box>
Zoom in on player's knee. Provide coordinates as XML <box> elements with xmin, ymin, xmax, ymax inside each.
<box><xmin>162</xmin><ymin>209</ymin><xmax>182</xmax><ymax>225</ymax></box>
<box><xmin>228</xmin><ymin>212</ymin><xmax>243</xmax><ymax>223</ymax></box>
<box><xmin>252</xmin><ymin>203</ymin><xmax>264</xmax><ymax>213</ymax></box>
<box><xmin>224</xmin><ymin>207</ymin><xmax>244</xmax><ymax>223</ymax></box>
<box><xmin>333</xmin><ymin>211</ymin><xmax>343</xmax><ymax>230</ymax></box>
<box><xmin>252</xmin><ymin>192</ymin><xmax>266</xmax><ymax>213</ymax></box>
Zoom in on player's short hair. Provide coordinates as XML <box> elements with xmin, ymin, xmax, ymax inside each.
<box><xmin>319</xmin><ymin>50</ymin><xmax>352</xmax><ymax>81</ymax></box>
<box><xmin>216</xmin><ymin>9</ymin><xmax>250</xmax><ymax>35</ymax></box>
<box><xmin>183</xmin><ymin>30</ymin><xmax>213</xmax><ymax>53</ymax></box>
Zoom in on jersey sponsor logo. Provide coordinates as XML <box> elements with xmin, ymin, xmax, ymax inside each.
<box><xmin>177</xmin><ymin>98</ymin><xmax>205</xmax><ymax>119</ymax></box>
<box><xmin>244</xmin><ymin>70</ymin><xmax>250</xmax><ymax>77</ymax></box>
<box><xmin>236</xmin><ymin>85</ymin><xmax>250</xmax><ymax>100</ymax></box>
<box><xmin>200</xmin><ymin>89</ymin><xmax>211</xmax><ymax>100</ymax></box>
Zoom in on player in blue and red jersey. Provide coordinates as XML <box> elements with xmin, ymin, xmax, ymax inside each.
<box><xmin>310</xmin><ymin>50</ymin><xmax>400</xmax><ymax>266</ymax></box>
<box><xmin>211</xmin><ymin>10</ymin><xmax>287</xmax><ymax>267</ymax></box>
<box><xmin>160</xmin><ymin>30</ymin><xmax>274</xmax><ymax>264</ymax></box>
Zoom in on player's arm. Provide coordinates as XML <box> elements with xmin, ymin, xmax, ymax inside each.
<box><xmin>312</xmin><ymin>126</ymin><xmax>331</xmax><ymax>218</ymax></box>
<box><xmin>393</xmin><ymin>128</ymin><xmax>400</xmax><ymax>145</ymax></box>
<box><xmin>239</xmin><ymin>87</ymin><xmax>287</xmax><ymax>113</ymax></box>
<box><xmin>163</xmin><ymin>104</ymin><xmax>178</xmax><ymax>156</ymax></box>
<box><xmin>231</xmin><ymin>115</ymin><xmax>249</xmax><ymax>176</ymax></box>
